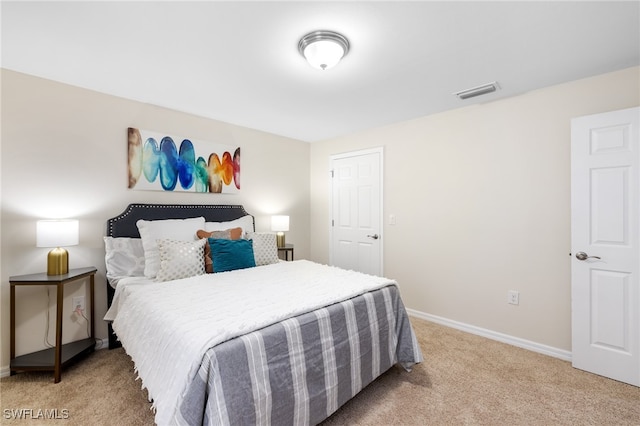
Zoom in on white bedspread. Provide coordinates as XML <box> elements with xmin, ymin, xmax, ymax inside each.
<box><xmin>105</xmin><ymin>260</ymin><xmax>396</xmax><ymax>426</ymax></box>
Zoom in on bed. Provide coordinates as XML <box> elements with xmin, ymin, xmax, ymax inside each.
<box><xmin>103</xmin><ymin>203</ymin><xmax>423</xmax><ymax>426</ymax></box>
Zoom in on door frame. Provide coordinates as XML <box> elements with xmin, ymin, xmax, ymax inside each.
<box><xmin>329</xmin><ymin>147</ymin><xmax>384</xmax><ymax>275</ymax></box>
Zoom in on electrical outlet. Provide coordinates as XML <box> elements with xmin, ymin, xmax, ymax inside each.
<box><xmin>507</xmin><ymin>290</ymin><xmax>519</xmax><ymax>305</ymax></box>
<box><xmin>72</xmin><ymin>296</ymin><xmax>85</xmax><ymax>312</ymax></box>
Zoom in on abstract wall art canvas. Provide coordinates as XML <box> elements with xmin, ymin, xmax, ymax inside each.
<box><xmin>128</xmin><ymin>128</ymin><xmax>240</xmax><ymax>193</ymax></box>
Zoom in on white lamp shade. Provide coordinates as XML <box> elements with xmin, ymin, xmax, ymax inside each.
<box><xmin>271</xmin><ymin>215</ymin><xmax>290</xmax><ymax>232</ymax></box>
<box><xmin>302</xmin><ymin>39</ymin><xmax>346</xmax><ymax>70</ymax></box>
<box><xmin>37</xmin><ymin>220</ymin><xmax>79</xmax><ymax>248</ymax></box>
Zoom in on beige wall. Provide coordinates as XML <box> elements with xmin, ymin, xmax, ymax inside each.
<box><xmin>0</xmin><ymin>70</ymin><xmax>310</xmax><ymax>370</ymax></box>
<box><xmin>310</xmin><ymin>66</ymin><xmax>640</xmax><ymax>352</ymax></box>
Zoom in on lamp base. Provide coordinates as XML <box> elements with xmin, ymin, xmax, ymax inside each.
<box><xmin>276</xmin><ymin>232</ymin><xmax>286</xmax><ymax>248</ymax></box>
<box><xmin>47</xmin><ymin>247</ymin><xmax>69</xmax><ymax>275</ymax></box>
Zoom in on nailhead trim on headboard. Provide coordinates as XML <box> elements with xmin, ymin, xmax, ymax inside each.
<box><xmin>106</xmin><ymin>204</ymin><xmax>253</xmax><ymax>238</ymax></box>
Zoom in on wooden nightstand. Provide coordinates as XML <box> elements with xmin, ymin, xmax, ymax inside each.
<box><xmin>10</xmin><ymin>267</ymin><xmax>97</xmax><ymax>383</ymax></box>
<box><xmin>277</xmin><ymin>244</ymin><xmax>294</xmax><ymax>261</ymax></box>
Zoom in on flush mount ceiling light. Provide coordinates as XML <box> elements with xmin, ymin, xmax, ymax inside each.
<box><xmin>298</xmin><ymin>30</ymin><xmax>350</xmax><ymax>71</ymax></box>
<box><xmin>454</xmin><ymin>81</ymin><xmax>500</xmax><ymax>100</ymax></box>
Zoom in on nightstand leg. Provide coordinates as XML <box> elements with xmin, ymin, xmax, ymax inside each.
<box><xmin>10</xmin><ymin>284</ymin><xmax>15</xmax><ymax>375</ymax></box>
<box><xmin>89</xmin><ymin>274</ymin><xmax>95</xmax><ymax>339</ymax></box>
<box><xmin>54</xmin><ymin>283</ymin><xmax>64</xmax><ymax>383</ymax></box>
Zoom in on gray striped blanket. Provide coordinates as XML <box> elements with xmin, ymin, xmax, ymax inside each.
<box><xmin>175</xmin><ymin>285</ymin><xmax>423</xmax><ymax>425</ymax></box>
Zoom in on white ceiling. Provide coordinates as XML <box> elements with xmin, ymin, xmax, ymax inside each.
<box><xmin>2</xmin><ymin>1</ymin><xmax>639</xmax><ymax>142</ymax></box>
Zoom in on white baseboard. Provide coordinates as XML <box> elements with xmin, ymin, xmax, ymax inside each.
<box><xmin>1</xmin><ymin>338</ymin><xmax>110</xmax><ymax>378</ymax></box>
<box><xmin>407</xmin><ymin>308</ymin><xmax>572</xmax><ymax>362</ymax></box>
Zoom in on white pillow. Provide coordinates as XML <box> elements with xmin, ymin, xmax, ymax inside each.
<box><xmin>155</xmin><ymin>238</ymin><xmax>206</xmax><ymax>282</ymax></box>
<box><xmin>246</xmin><ymin>232</ymin><xmax>279</xmax><ymax>266</ymax></box>
<box><xmin>205</xmin><ymin>215</ymin><xmax>254</xmax><ymax>237</ymax></box>
<box><xmin>137</xmin><ymin>216</ymin><xmax>205</xmax><ymax>278</ymax></box>
<box><xmin>104</xmin><ymin>237</ymin><xmax>145</xmax><ymax>286</ymax></box>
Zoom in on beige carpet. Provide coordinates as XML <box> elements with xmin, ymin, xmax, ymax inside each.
<box><xmin>2</xmin><ymin>318</ymin><xmax>639</xmax><ymax>425</ymax></box>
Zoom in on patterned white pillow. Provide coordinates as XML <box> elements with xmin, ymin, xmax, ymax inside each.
<box><xmin>104</xmin><ymin>237</ymin><xmax>145</xmax><ymax>286</ymax></box>
<box><xmin>136</xmin><ymin>216</ymin><xmax>205</xmax><ymax>278</ymax></box>
<box><xmin>155</xmin><ymin>238</ymin><xmax>206</xmax><ymax>282</ymax></box>
<box><xmin>246</xmin><ymin>232</ymin><xmax>279</xmax><ymax>266</ymax></box>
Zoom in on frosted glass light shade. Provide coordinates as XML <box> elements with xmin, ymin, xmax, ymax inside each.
<box><xmin>37</xmin><ymin>220</ymin><xmax>79</xmax><ymax>248</ymax></box>
<box><xmin>303</xmin><ymin>40</ymin><xmax>345</xmax><ymax>70</ymax></box>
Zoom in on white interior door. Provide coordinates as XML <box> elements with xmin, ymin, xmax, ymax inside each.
<box><xmin>330</xmin><ymin>148</ymin><xmax>383</xmax><ymax>276</ymax></box>
<box><xmin>571</xmin><ymin>106</ymin><xmax>639</xmax><ymax>386</ymax></box>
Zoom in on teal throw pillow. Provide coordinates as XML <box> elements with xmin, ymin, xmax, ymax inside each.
<box><xmin>208</xmin><ymin>238</ymin><xmax>256</xmax><ymax>273</ymax></box>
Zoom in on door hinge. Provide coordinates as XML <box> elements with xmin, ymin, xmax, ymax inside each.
<box><xmin>330</xmin><ymin>170</ymin><xmax>334</xmax><ymax>178</ymax></box>
<box><xmin>331</xmin><ymin>219</ymin><xmax>334</xmax><ymax>227</ymax></box>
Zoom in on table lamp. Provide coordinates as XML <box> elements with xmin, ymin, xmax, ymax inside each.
<box><xmin>37</xmin><ymin>219</ymin><xmax>79</xmax><ymax>275</ymax></box>
<box><xmin>271</xmin><ymin>215</ymin><xmax>289</xmax><ymax>248</ymax></box>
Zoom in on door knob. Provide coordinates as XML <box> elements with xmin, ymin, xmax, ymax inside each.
<box><xmin>367</xmin><ymin>234</ymin><xmax>379</xmax><ymax>240</ymax></box>
<box><xmin>575</xmin><ymin>251</ymin><xmax>601</xmax><ymax>261</ymax></box>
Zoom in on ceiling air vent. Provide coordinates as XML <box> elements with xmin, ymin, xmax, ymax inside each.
<box><xmin>454</xmin><ymin>81</ymin><xmax>499</xmax><ymax>100</ymax></box>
